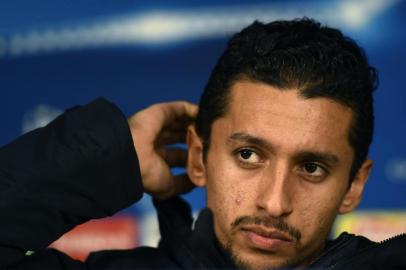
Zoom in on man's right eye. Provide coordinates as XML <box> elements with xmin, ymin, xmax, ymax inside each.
<box><xmin>236</xmin><ymin>149</ymin><xmax>262</xmax><ymax>166</ymax></box>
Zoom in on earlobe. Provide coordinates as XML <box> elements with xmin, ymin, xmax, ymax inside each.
<box><xmin>186</xmin><ymin>125</ymin><xmax>207</xmax><ymax>187</ymax></box>
<box><xmin>339</xmin><ymin>159</ymin><xmax>373</xmax><ymax>214</ymax></box>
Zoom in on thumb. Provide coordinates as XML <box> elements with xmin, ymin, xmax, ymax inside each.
<box><xmin>157</xmin><ymin>174</ymin><xmax>196</xmax><ymax>200</ymax></box>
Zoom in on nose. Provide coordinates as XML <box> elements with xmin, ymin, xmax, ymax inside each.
<box><xmin>256</xmin><ymin>160</ymin><xmax>293</xmax><ymax>217</ymax></box>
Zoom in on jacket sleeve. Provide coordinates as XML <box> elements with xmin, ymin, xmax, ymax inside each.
<box><xmin>0</xmin><ymin>98</ymin><xmax>143</xmax><ymax>269</ymax></box>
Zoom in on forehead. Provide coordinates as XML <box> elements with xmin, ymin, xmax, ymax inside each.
<box><xmin>219</xmin><ymin>80</ymin><xmax>354</xmax><ymax>157</ymax></box>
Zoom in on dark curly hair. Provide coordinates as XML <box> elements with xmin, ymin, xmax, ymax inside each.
<box><xmin>195</xmin><ymin>18</ymin><xmax>377</xmax><ymax>181</ymax></box>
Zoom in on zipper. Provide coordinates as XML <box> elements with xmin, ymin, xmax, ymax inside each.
<box><xmin>377</xmin><ymin>232</ymin><xmax>406</xmax><ymax>245</ymax></box>
<box><xmin>327</xmin><ymin>233</ymin><xmax>406</xmax><ymax>270</ymax></box>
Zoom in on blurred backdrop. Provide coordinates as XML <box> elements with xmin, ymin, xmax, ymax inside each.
<box><xmin>0</xmin><ymin>0</ymin><xmax>405</xmax><ymax>261</ymax></box>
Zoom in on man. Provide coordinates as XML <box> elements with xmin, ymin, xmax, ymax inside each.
<box><xmin>0</xmin><ymin>18</ymin><xmax>405</xmax><ymax>270</ymax></box>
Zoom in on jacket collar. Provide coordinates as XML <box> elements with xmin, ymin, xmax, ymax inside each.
<box><xmin>154</xmin><ymin>197</ymin><xmax>235</xmax><ymax>269</ymax></box>
<box><xmin>153</xmin><ymin>197</ymin><xmax>376</xmax><ymax>269</ymax></box>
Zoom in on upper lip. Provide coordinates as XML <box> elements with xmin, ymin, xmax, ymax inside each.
<box><xmin>241</xmin><ymin>226</ymin><xmax>294</xmax><ymax>242</ymax></box>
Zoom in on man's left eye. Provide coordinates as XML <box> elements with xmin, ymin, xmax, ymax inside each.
<box><xmin>301</xmin><ymin>163</ymin><xmax>326</xmax><ymax>177</ymax></box>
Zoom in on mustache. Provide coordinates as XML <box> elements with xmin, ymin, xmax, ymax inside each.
<box><xmin>231</xmin><ymin>215</ymin><xmax>302</xmax><ymax>241</ymax></box>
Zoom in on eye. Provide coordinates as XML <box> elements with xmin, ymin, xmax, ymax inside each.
<box><xmin>304</xmin><ymin>163</ymin><xmax>319</xmax><ymax>174</ymax></box>
<box><xmin>236</xmin><ymin>149</ymin><xmax>262</xmax><ymax>165</ymax></box>
<box><xmin>298</xmin><ymin>162</ymin><xmax>328</xmax><ymax>180</ymax></box>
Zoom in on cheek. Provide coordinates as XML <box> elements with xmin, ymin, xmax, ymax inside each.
<box><xmin>295</xmin><ymin>185</ymin><xmax>344</xmax><ymax>244</ymax></box>
<box><xmin>206</xmin><ymin>162</ymin><xmax>244</xmax><ymax>212</ymax></box>
<box><xmin>205</xmin><ymin>153</ymin><xmax>256</xmax><ymax>226</ymax></box>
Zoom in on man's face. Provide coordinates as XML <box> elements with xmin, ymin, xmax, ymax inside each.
<box><xmin>188</xmin><ymin>80</ymin><xmax>371</xmax><ymax>269</ymax></box>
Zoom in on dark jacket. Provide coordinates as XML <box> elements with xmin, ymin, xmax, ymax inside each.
<box><xmin>0</xmin><ymin>98</ymin><xmax>405</xmax><ymax>270</ymax></box>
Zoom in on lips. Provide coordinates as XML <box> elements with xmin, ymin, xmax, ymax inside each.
<box><xmin>241</xmin><ymin>226</ymin><xmax>294</xmax><ymax>251</ymax></box>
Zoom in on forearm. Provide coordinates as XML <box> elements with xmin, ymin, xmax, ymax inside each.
<box><xmin>0</xmin><ymin>98</ymin><xmax>143</xmax><ymax>268</ymax></box>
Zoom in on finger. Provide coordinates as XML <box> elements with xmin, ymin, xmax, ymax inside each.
<box><xmin>163</xmin><ymin>116</ymin><xmax>195</xmax><ymax>131</ymax></box>
<box><xmin>173</xmin><ymin>174</ymin><xmax>196</xmax><ymax>195</ymax></box>
<box><xmin>128</xmin><ymin>101</ymin><xmax>197</xmax><ymax>144</ymax></box>
<box><xmin>161</xmin><ymin>147</ymin><xmax>188</xmax><ymax>167</ymax></box>
<box><xmin>157</xmin><ymin>101</ymin><xmax>198</xmax><ymax>127</ymax></box>
<box><xmin>157</xmin><ymin>130</ymin><xmax>187</xmax><ymax>145</ymax></box>
<box><xmin>155</xmin><ymin>174</ymin><xmax>195</xmax><ymax>200</ymax></box>
<box><xmin>169</xmin><ymin>101</ymin><xmax>198</xmax><ymax>119</ymax></box>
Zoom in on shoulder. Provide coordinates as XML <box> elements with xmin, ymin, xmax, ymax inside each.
<box><xmin>331</xmin><ymin>233</ymin><xmax>406</xmax><ymax>269</ymax></box>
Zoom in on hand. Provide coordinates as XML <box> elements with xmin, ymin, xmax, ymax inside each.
<box><xmin>128</xmin><ymin>101</ymin><xmax>198</xmax><ymax>199</ymax></box>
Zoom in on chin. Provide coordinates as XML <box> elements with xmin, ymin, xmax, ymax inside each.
<box><xmin>225</xmin><ymin>231</ymin><xmax>305</xmax><ymax>270</ymax></box>
<box><xmin>230</xmin><ymin>251</ymin><xmax>296</xmax><ymax>270</ymax></box>
<box><xmin>227</xmin><ymin>242</ymin><xmax>301</xmax><ymax>270</ymax></box>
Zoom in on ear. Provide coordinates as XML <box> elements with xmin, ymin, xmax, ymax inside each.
<box><xmin>186</xmin><ymin>125</ymin><xmax>207</xmax><ymax>187</ymax></box>
<box><xmin>339</xmin><ymin>159</ymin><xmax>373</xmax><ymax>214</ymax></box>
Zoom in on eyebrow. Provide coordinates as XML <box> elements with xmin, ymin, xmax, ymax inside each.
<box><xmin>294</xmin><ymin>151</ymin><xmax>340</xmax><ymax>165</ymax></box>
<box><xmin>227</xmin><ymin>132</ymin><xmax>275</xmax><ymax>152</ymax></box>
<box><xmin>227</xmin><ymin>132</ymin><xmax>340</xmax><ymax>165</ymax></box>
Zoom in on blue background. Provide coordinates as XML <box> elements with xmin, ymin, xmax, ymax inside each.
<box><xmin>0</xmin><ymin>0</ymin><xmax>405</xmax><ymax>215</ymax></box>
